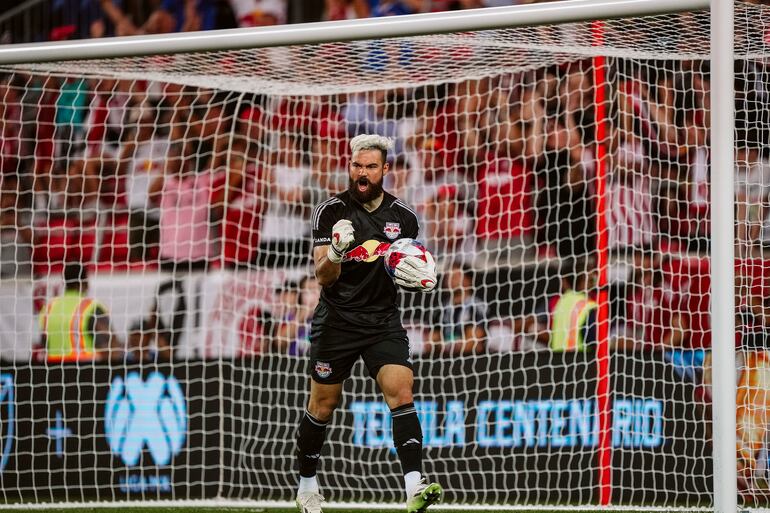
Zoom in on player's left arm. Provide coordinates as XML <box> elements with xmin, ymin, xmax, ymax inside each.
<box><xmin>393</xmin><ymin>203</ymin><xmax>437</xmax><ymax>290</ymax></box>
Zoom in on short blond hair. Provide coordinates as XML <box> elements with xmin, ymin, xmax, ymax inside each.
<box><xmin>350</xmin><ymin>134</ymin><xmax>394</xmax><ymax>162</ymax></box>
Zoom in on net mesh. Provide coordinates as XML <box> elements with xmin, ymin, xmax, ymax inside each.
<box><xmin>0</xmin><ymin>2</ymin><xmax>768</xmax><ymax>508</ymax></box>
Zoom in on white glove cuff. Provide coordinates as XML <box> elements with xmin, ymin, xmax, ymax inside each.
<box><xmin>327</xmin><ymin>245</ymin><xmax>344</xmax><ymax>264</ymax></box>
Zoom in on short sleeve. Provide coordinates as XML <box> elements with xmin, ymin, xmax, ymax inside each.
<box><xmin>393</xmin><ymin>199</ymin><xmax>419</xmax><ymax>239</ymax></box>
<box><xmin>311</xmin><ymin>198</ymin><xmax>339</xmax><ymax>248</ymax></box>
<box><xmin>405</xmin><ymin>212</ymin><xmax>419</xmax><ymax>239</ymax></box>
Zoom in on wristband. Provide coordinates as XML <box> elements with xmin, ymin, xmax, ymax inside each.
<box><xmin>327</xmin><ymin>245</ymin><xmax>344</xmax><ymax>264</ymax></box>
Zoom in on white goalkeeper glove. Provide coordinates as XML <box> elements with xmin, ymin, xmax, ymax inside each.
<box><xmin>394</xmin><ymin>253</ymin><xmax>437</xmax><ymax>291</ymax></box>
<box><xmin>327</xmin><ymin>219</ymin><xmax>354</xmax><ymax>264</ymax></box>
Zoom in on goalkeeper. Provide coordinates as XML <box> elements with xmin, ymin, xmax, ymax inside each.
<box><xmin>295</xmin><ymin>134</ymin><xmax>442</xmax><ymax>513</ymax></box>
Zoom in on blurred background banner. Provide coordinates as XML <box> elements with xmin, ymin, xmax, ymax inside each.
<box><xmin>0</xmin><ymin>353</ymin><xmax>708</xmax><ymax>504</ymax></box>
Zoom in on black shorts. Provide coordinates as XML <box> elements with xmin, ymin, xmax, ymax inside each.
<box><xmin>308</xmin><ymin>325</ymin><xmax>413</xmax><ymax>384</ymax></box>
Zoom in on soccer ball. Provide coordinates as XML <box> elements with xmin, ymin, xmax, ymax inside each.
<box><xmin>383</xmin><ymin>238</ymin><xmax>431</xmax><ymax>279</ymax></box>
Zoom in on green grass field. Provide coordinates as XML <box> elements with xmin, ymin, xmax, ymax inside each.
<box><xmin>0</xmin><ymin>506</ymin><xmax>579</xmax><ymax>513</ymax></box>
<box><xmin>13</xmin><ymin>510</ymin><xmax>402</xmax><ymax>513</ymax></box>
<box><xmin>0</xmin><ymin>506</ymin><xmax>536</xmax><ymax>513</ymax></box>
<box><xmin>12</xmin><ymin>508</ymin><xmax>392</xmax><ymax>513</ymax></box>
<box><xmin>3</xmin><ymin>506</ymin><xmax>692</xmax><ymax>513</ymax></box>
<box><xmin>6</xmin><ymin>508</ymin><xmax>414</xmax><ymax>513</ymax></box>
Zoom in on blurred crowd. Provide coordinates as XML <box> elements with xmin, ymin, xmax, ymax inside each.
<box><xmin>3</xmin><ymin>0</ymin><xmax>769</xmax><ymax>46</ymax></box>
<box><xmin>0</xmin><ymin>0</ymin><xmax>567</xmax><ymax>45</ymax></box>
<box><xmin>0</xmin><ymin>0</ymin><xmax>769</xmax><ymax>362</ymax></box>
<box><xmin>1</xmin><ymin>56</ymin><xmax>768</xmax><ymax>361</ymax></box>
<box><xmin>0</xmin><ymin>61</ymin><xmax>743</xmax><ymax>269</ymax></box>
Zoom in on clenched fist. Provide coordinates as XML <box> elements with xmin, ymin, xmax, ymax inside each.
<box><xmin>327</xmin><ymin>219</ymin><xmax>355</xmax><ymax>264</ymax></box>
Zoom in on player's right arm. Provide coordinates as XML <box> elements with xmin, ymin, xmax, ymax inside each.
<box><xmin>314</xmin><ymin>245</ymin><xmax>341</xmax><ymax>287</ymax></box>
<box><xmin>312</xmin><ymin>199</ymin><xmax>354</xmax><ymax>287</ymax></box>
<box><xmin>314</xmin><ymin>219</ymin><xmax>354</xmax><ymax>286</ymax></box>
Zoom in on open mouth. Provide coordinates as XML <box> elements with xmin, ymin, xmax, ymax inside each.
<box><xmin>357</xmin><ymin>177</ymin><xmax>370</xmax><ymax>192</ymax></box>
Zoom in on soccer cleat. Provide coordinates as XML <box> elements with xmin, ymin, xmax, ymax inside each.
<box><xmin>296</xmin><ymin>491</ymin><xmax>325</xmax><ymax>513</ymax></box>
<box><xmin>406</xmin><ymin>479</ymin><xmax>443</xmax><ymax>513</ymax></box>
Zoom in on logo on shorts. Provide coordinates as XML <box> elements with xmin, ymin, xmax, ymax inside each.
<box><xmin>384</xmin><ymin>222</ymin><xmax>401</xmax><ymax>240</ymax></box>
<box><xmin>315</xmin><ymin>361</ymin><xmax>332</xmax><ymax>379</ymax></box>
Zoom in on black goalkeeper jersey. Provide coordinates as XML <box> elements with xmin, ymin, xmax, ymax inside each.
<box><xmin>311</xmin><ymin>190</ymin><xmax>419</xmax><ymax>330</ymax></box>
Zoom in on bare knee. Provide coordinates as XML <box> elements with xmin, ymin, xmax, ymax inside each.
<box><xmin>307</xmin><ymin>387</ymin><xmax>342</xmax><ymax>421</ymax></box>
<box><xmin>308</xmin><ymin>395</ymin><xmax>339</xmax><ymax>421</ymax></box>
<box><xmin>385</xmin><ymin>388</ymin><xmax>414</xmax><ymax>410</ymax></box>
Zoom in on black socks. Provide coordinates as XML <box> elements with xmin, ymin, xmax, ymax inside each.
<box><xmin>297</xmin><ymin>403</ymin><xmax>423</xmax><ymax>477</ymax></box>
<box><xmin>296</xmin><ymin>410</ymin><xmax>329</xmax><ymax>478</ymax></box>
<box><xmin>391</xmin><ymin>402</ymin><xmax>423</xmax><ymax>475</ymax></box>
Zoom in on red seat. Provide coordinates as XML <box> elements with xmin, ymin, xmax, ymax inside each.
<box><xmin>32</xmin><ymin>216</ymin><xmax>97</xmax><ymax>276</ymax></box>
<box><xmin>97</xmin><ymin>213</ymin><xmax>131</xmax><ymax>267</ymax></box>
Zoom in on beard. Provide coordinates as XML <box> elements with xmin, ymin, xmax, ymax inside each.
<box><xmin>348</xmin><ymin>175</ymin><xmax>384</xmax><ymax>204</ymax></box>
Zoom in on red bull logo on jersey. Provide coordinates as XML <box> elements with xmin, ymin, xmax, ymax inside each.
<box><xmin>384</xmin><ymin>222</ymin><xmax>401</xmax><ymax>240</ymax></box>
<box><xmin>344</xmin><ymin>240</ymin><xmax>391</xmax><ymax>263</ymax></box>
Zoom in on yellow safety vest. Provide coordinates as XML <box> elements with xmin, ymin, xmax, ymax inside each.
<box><xmin>39</xmin><ymin>290</ymin><xmax>104</xmax><ymax>362</ymax></box>
<box><xmin>550</xmin><ymin>290</ymin><xmax>597</xmax><ymax>352</ymax></box>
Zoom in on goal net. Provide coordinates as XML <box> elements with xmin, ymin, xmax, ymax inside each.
<box><xmin>0</xmin><ymin>2</ymin><xmax>766</xmax><ymax>508</ymax></box>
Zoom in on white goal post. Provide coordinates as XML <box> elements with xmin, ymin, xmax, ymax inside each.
<box><xmin>0</xmin><ymin>0</ymin><xmax>744</xmax><ymax>511</ymax></box>
<box><xmin>0</xmin><ymin>0</ymin><xmax>713</xmax><ymax>64</ymax></box>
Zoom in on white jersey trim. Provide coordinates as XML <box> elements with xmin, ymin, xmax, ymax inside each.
<box><xmin>312</xmin><ymin>197</ymin><xmax>343</xmax><ymax>230</ymax></box>
<box><xmin>391</xmin><ymin>199</ymin><xmax>420</xmax><ymax>231</ymax></box>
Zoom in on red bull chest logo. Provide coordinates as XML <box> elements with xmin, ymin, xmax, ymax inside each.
<box><xmin>344</xmin><ymin>240</ymin><xmax>391</xmax><ymax>263</ymax></box>
<box><xmin>384</xmin><ymin>222</ymin><xmax>401</xmax><ymax>240</ymax></box>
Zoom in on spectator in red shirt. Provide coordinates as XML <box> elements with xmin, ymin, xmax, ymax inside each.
<box><xmin>620</xmin><ymin>251</ymin><xmax>689</xmax><ymax>350</ymax></box>
<box><xmin>215</xmin><ymin>102</ymin><xmax>270</xmax><ymax>270</ymax></box>
<box><xmin>220</xmin><ymin>136</ymin><xmax>267</xmax><ymax>266</ymax></box>
<box><xmin>475</xmin><ymin>122</ymin><xmax>535</xmax><ymax>266</ymax></box>
<box><xmin>237</xmin><ymin>104</ymin><xmax>269</xmax><ymax>148</ymax></box>
<box><xmin>398</xmin><ymin>91</ymin><xmax>459</xmax><ymax>213</ymax></box>
<box><xmin>0</xmin><ymin>77</ymin><xmax>22</xmax><ymax>176</ymax></box>
<box><xmin>621</xmin><ymin>251</ymin><xmax>664</xmax><ymax>348</ymax></box>
<box><xmin>324</xmin><ymin>0</ymin><xmax>371</xmax><ymax>20</ymax></box>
